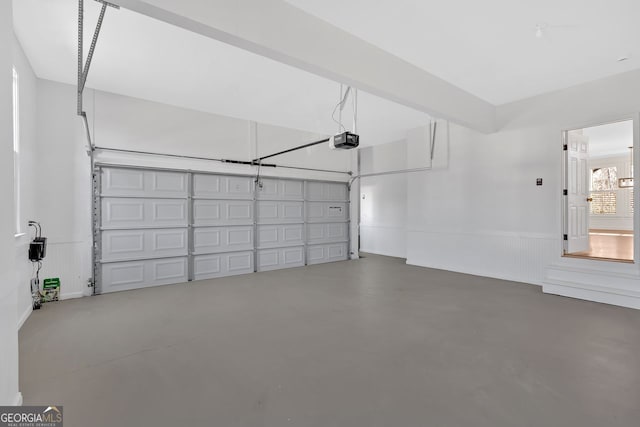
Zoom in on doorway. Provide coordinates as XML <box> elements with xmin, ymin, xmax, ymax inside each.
<box><xmin>564</xmin><ymin>119</ymin><xmax>634</xmax><ymax>262</ymax></box>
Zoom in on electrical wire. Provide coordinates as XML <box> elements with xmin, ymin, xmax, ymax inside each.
<box><xmin>331</xmin><ymin>85</ymin><xmax>358</xmax><ymax>134</ymax></box>
<box><xmin>255</xmin><ymin>160</ymin><xmax>263</xmax><ymax>189</ymax></box>
<box><xmin>352</xmin><ymin>88</ymin><xmax>358</xmax><ymax>134</ymax></box>
<box><xmin>28</xmin><ymin>220</ymin><xmax>41</xmax><ymax>239</ymax></box>
<box><xmin>331</xmin><ymin>100</ymin><xmax>346</xmax><ymax>133</ymax></box>
<box><xmin>332</xmin><ymin>84</ymin><xmax>349</xmax><ymax>133</ymax></box>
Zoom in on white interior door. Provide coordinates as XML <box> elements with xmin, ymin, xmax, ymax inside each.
<box><xmin>567</xmin><ymin>132</ymin><xmax>590</xmax><ymax>253</ymax></box>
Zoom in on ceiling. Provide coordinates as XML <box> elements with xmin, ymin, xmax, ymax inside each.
<box><xmin>286</xmin><ymin>0</ymin><xmax>640</xmax><ymax>105</ymax></box>
<box><xmin>582</xmin><ymin>120</ymin><xmax>634</xmax><ymax>159</ymax></box>
<box><xmin>12</xmin><ymin>0</ymin><xmax>429</xmax><ymax>147</ymax></box>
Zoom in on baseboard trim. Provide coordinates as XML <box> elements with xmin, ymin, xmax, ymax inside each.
<box><xmin>543</xmin><ymin>281</ymin><xmax>640</xmax><ymax>310</ymax></box>
<box><xmin>405</xmin><ymin>258</ymin><xmax>544</xmax><ymax>287</ymax></box>
<box><xmin>17</xmin><ymin>304</ymin><xmax>32</xmax><ymax>330</ymax></box>
<box><xmin>18</xmin><ymin>292</ymin><xmax>85</xmax><ymax>330</ymax></box>
<box><xmin>60</xmin><ymin>292</ymin><xmax>84</xmax><ymax>301</ymax></box>
<box><xmin>361</xmin><ymin>249</ymin><xmax>407</xmax><ymax>259</ymax></box>
<box><xmin>13</xmin><ymin>392</ymin><xmax>23</xmax><ymax>406</ymax></box>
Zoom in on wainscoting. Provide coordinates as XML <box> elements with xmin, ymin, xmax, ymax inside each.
<box><xmin>360</xmin><ymin>225</ymin><xmax>406</xmax><ymax>258</ymax></box>
<box><xmin>406</xmin><ymin>229</ymin><xmax>558</xmax><ymax>285</ymax></box>
<box><xmin>39</xmin><ymin>241</ymin><xmax>92</xmax><ymax>300</ymax></box>
<box><xmin>406</xmin><ymin>229</ymin><xmax>640</xmax><ymax>309</ymax></box>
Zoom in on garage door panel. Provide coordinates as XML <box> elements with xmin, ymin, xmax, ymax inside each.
<box><xmin>101</xmin><ymin>257</ymin><xmax>188</xmax><ymax>293</ymax></box>
<box><xmin>193</xmin><ymin>200</ymin><xmax>254</xmax><ymax>226</ymax></box>
<box><xmin>228</xmin><ymin>203</ymin><xmax>252</xmax><ymax>221</ymax></box>
<box><xmin>228</xmin><ymin>228</ymin><xmax>252</xmax><ymax>245</ymax></box>
<box><xmin>154</xmin><ymin>230</ymin><xmax>187</xmax><ymax>251</ymax></box>
<box><xmin>102</xmin><ymin>228</ymin><xmax>188</xmax><ymax>262</ymax></box>
<box><xmin>193</xmin><ymin>226</ymin><xmax>253</xmax><ymax>254</ymax></box>
<box><xmin>102</xmin><ymin>198</ymin><xmax>187</xmax><ymax>228</ymax></box>
<box><xmin>307</xmin><ymin>243</ymin><xmax>348</xmax><ymax>265</ymax></box>
<box><xmin>102</xmin><ymin>168</ymin><xmax>188</xmax><ymax>198</ymax></box>
<box><xmin>257</xmin><ymin>246</ymin><xmax>305</xmax><ymax>271</ymax></box>
<box><xmin>307</xmin><ymin>202</ymin><xmax>348</xmax><ymax>223</ymax></box>
<box><xmin>258</xmin><ymin>227</ymin><xmax>278</xmax><ymax>246</ymax></box>
<box><xmin>257</xmin><ymin>201</ymin><xmax>303</xmax><ymax>224</ymax></box>
<box><xmin>228</xmin><ymin>252</ymin><xmax>253</xmax><ymax>271</ymax></box>
<box><xmin>106</xmin><ymin>231</ymin><xmax>144</xmax><ymax>255</ymax></box>
<box><xmin>193</xmin><ymin>174</ymin><xmax>254</xmax><ymax>199</ymax></box>
<box><xmin>151</xmin><ymin>172</ymin><xmax>188</xmax><ymax>195</ymax></box>
<box><xmin>194</xmin><ymin>255</ymin><xmax>221</xmax><ymax>276</ymax></box>
<box><xmin>155</xmin><ymin>258</ymin><xmax>188</xmax><ymax>281</ymax></box>
<box><xmin>283</xmin><ymin>225</ymin><xmax>303</xmax><ymax>242</ymax></box>
<box><xmin>257</xmin><ymin>224</ymin><xmax>304</xmax><ymax>248</ymax></box>
<box><xmin>102</xmin><ymin>168</ymin><xmax>144</xmax><ymax>195</ymax></box>
<box><xmin>257</xmin><ymin>179</ymin><xmax>304</xmax><ymax>200</ymax></box>
<box><xmin>306</xmin><ymin>182</ymin><xmax>348</xmax><ymax>201</ymax></box>
<box><xmin>307</xmin><ymin>223</ymin><xmax>348</xmax><ymax>244</ymax></box>
<box><xmin>326</xmin><ymin>183</ymin><xmax>348</xmax><ymax>201</ymax></box>
<box><xmin>105</xmin><ymin>262</ymin><xmax>145</xmax><ymax>287</ymax></box>
<box><xmin>193</xmin><ymin>251</ymin><xmax>254</xmax><ymax>280</ymax></box>
<box><xmin>153</xmin><ymin>201</ymin><xmax>187</xmax><ymax>222</ymax></box>
<box><xmin>108</xmin><ymin>200</ymin><xmax>144</xmax><ymax>222</ymax></box>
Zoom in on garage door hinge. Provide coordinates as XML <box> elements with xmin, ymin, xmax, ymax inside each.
<box><xmin>563</xmin><ymin>189</ymin><xmax>568</xmax><ymax>195</ymax></box>
<box><xmin>563</xmin><ymin>234</ymin><xmax>568</xmax><ymax>241</ymax></box>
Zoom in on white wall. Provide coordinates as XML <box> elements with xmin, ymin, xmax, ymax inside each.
<box><xmin>360</xmin><ymin>174</ymin><xmax>407</xmax><ymax>257</ymax></box>
<box><xmin>358</xmin><ymin>122</ymin><xmax>447</xmax><ymax>259</ymax></box>
<box><xmin>35</xmin><ymin>80</ymin><xmax>93</xmax><ymax>301</ymax></box>
<box><xmin>0</xmin><ymin>0</ymin><xmax>21</xmax><ymax>406</ymax></box>
<box><xmin>87</xmin><ymin>86</ymin><xmax>351</xmax><ymax>177</ymax></box>
<box><xmin>13</xmin><ymin>34</ymin><xmax>38</xmax><ymax>329</ymax></box>
<box><xmin>406</xmin><ymin>122</ymin><xmax>558</xmax><ymax>283</ymax></box>
<box><xmin>404</xmin><ymin>68</ymin><xmax>640</xmax><ymax>308</ymax></box>
<box><xmin>359</xmin><ymin>140</ymin><xmax>408</xmax><ymax>258</ymax></box>
<box><xmin>35</xmin><ymin>80</ymin><xmax>352</xmax><ymax>300</ymax></box>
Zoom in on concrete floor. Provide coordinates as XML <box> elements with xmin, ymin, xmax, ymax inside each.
<box><xmin>20</xmin><ymin>254</ymin><xmax>640</xmax><ymax>427</ymax></box>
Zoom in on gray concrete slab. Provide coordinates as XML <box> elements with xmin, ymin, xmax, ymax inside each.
<box><xmin>19</xmin><ymin>254</ymin><xmax>640</xmax><ymax>427</ymax></box>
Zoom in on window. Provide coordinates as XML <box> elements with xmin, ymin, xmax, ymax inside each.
<box><xmin>590</xmin><ymin>167</ymin><xmax>617</xmax><ymax>215</ymax></box>
<box><xmin>12</xmin><ymin>67</ymin><xmax>20</xmax><ymax>234</ymax></box>
<box><xmin>591</xmin><ymin>167</ymin><xmax>617</xmax><ymax>190</ymax></box>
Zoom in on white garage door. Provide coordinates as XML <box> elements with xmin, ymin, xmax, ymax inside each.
<box><xmin>95</xmin><ymin>166</ymin><xmax>350</xmax><ymax>293</ymax></box>
<box><xmin>256</xmin><ymin>178</ymin><xmax>306</xmax><ymax>272</ymax></box>
<box><xmin>192</xmin><ymin>174</ymin><xmax>255</xmax><ymax>281</ymax></box>
<box><xmin>98</xmin><ymin>168</ymin><xmax>189</xmax><ymax>293</ymax></box>
<box><xmin>305</xmin><ymin>182</ymin><xmax>350</xmax><ymax>264</ymax></box>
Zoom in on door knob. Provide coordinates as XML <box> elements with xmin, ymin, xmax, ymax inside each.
<box><xmin>586</xmin><ymin>197</ymin><xmax>593</xmax><ymax>202</ymax></box>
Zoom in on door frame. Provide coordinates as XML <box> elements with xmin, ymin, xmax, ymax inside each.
<box><xmin>561</xmin><ymin>114</ymin><xmax>640</xmax><ymax>263</ymax></box>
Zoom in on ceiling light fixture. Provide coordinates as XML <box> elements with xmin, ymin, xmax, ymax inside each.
<box><xmin>535</xmin><ymin>23</ymin><xmax>547</xmax><ymax>38</ymax></box>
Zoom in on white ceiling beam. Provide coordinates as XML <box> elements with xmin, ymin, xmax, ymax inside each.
<box><xmin>113</xmin><ymin>0</ymin><xmax>496</xmax><ymax>133</ymax></box>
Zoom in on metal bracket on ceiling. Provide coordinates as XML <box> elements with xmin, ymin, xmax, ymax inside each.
<box><xmin>77</xmin><ymin>0</ymin><xmax>118</xmax><ymax>120</ymax></box>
